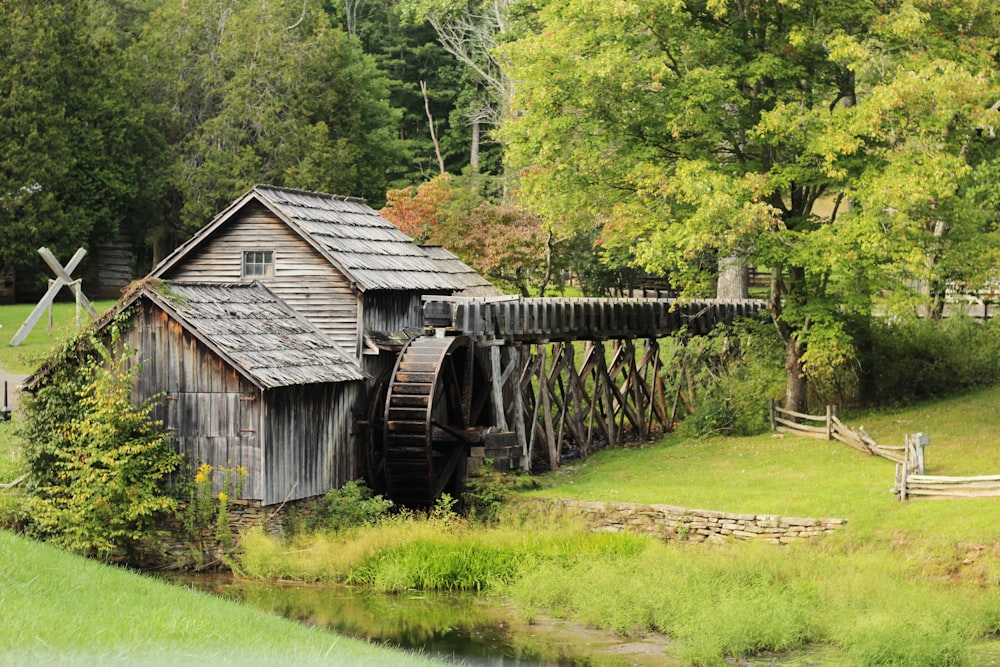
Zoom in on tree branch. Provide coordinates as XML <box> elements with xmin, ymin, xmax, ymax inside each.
<box><xmin>421</xmin><ymin>80</ymin><xmax>446</xmax><ymax>175</ymax></box>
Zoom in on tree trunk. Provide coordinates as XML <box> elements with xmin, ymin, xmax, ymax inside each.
<box><xmin>716</xmin><ymin>255</ymin><xmax>749</xmax><ymax>299</ymax></box>
<box><xmin>784</xmin><ymin>336</ymin><xmax>807</xmax><ymax>415</ymax></box>
<box><xmin>421</xmin><ymin>81</ymin><xmax>445</xmax><ymax>175</ymax></box>
<box><xmin>470</xmin><ymin>119</ymin><xmax>480</xmax><ymax>172</ymax></box>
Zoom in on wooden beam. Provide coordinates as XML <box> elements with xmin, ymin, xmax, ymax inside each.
<box><xmin>38</xmin><ymin>247</ymin><xmax>97</xmax><ymax>316</ymax></box>
<box><xmin>10</xmin><ymin>248</ymin><xmax>88</xmax><ymax>346</ymax></box>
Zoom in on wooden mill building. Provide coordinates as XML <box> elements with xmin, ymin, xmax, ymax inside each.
<box><xmin>45</xmin><ymin>185</ymin><xmax>496</xmax><ymax>505</ymax></box>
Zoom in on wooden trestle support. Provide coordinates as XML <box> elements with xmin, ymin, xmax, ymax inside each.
<box><xmin>367</xmin><ymin>296</ymin><xmax>767</xmax><ymax>504</ymax></box>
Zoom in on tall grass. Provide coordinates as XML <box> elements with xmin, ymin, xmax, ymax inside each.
<box><xmin>240</xmin><ymin>510</ymin><xmax>643</xmax><ymax>592</ymax></box>
<box><xmin>239</xmin><ymin>512</ymin><xmax>1000</xmax><ymax>666</ymax></box>
<box><xmin>235</xmin><ymin>383</ymin><xmax>1000</xmax><ymax>665</ymax></box>
<box><xmin>509</xmin><ymin>537</ymin><xmax>995</xmax><ymax>666</ymax></box>
<box><xmin>0</xmin><ymin>530</ymin><xmax>444</xmax><ymax>666</ymax></box>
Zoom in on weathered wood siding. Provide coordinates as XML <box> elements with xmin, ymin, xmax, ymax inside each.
<box><xmin>362</xmin><ymin>291</ymin><xmax>425</xmax><ymax>331</ymax></box>
<box><xmin>125</xmin><ymin>302</ymin><xmax>264</xmax><ymax>500</ymax></box>
<box><xmin>263</xmin><ymin>381</ymin><xmax>363</xmax><ymax>504</ymax></box>
<box><xmin>86</xmin><ymin>233</ymin><xmax>135</xmax><ymax>299</ymax></box>
<box><xmin>162</xmin><ymin>203</ymin><xmax>360</xmax><ymax>353</ymax></box>
<box><xmin>360</xmin><ymin>291</ymin><xmax>426</xmax><ymax>377</ymax></box>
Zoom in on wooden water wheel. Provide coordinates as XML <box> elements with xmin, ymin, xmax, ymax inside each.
<box><xmin>367</xmin><ymin>334</ymin><xmax>491</xmax><ymax>505</ymax></box>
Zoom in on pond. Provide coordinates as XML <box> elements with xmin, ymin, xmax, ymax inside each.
<box><xmin>169</xmin><ymin>573</ymin><xmax>685</xmax><ymax>666</ymax></box>
<box><xmin>166</xmin><ymin>574</ymin><xmax>1000</xmax><ymax>666</ymax></box>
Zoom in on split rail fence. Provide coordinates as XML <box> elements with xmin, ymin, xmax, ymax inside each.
<box><xmin>895</xmin><ymin>433</ymin><xmax>1000</xmax><ymax>499</ymax></box>
<box><xmin>769</xmin><ymin>402</ymin><xmax>1000</xmax><ymax>500</ymax></box>
<box><xmin>768</xmin><ymin>401</ymin><xmax>903</xmax><ymax>463</ymax></box>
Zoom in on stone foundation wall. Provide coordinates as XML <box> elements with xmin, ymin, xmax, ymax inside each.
<box><xmin>543</xmin><ymin>499</ymin><xmax>846</xmax><ymax>544</ymax></box>
<box><xmin>137</xmin><ymin>499</ymin><xmax>305</xmax><ymax>570</ymax></box>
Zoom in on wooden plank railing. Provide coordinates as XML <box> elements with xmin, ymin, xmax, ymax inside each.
<box><xmin>771</xmin><ymin>402</ymin><xmax>1000</xmax><ymax>501</ymax></box>
<box><xmin>769</xmin><ymin>401</ymin><xmax>904</xmax><ymax>463</ymax></box>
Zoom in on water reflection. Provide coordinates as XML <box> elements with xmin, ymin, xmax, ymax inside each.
<box><xmin>162</xmin><ymin>572</ymin><xmax>1000</xmax><ymax>666</ymax></box>
<box><xmin>171</xmin><ymin>574</ymin><xmax>674</xmax><ymax>667</ymax></box>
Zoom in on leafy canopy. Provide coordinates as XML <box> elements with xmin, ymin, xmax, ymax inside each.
<box><xmin>501</xmin><ymin>0</ymin><xmax>1000</xmax><ymax>406</ymax></box>
<box><xmin>127</xmin><ymin>0</ymin><xmax>406</xmax><ymax>241</ymax></box>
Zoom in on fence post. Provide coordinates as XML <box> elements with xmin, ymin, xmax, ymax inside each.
<box><xmin>769</xmin><ymin>398</ymin><xmax>776</xmax><ymax>431</ymax></box>
<box><xmin>826</xmin><ymin>405</ymin><xmax>832</xmax><ymax>441</ymax></box>
<box><xmin>915</xmin><ymin>432</ymin><xmax>928</xmax><ymax>475</ymax></box>
<box><xmin>900</xmin><ymin>435</ymin><xmax>910</xmax><ymax>501</ymax></box>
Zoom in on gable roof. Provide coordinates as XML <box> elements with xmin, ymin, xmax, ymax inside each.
<box><xmin>25</xmin><ymin>280</ymin><xmax>366</xmax><ymax>392</ymax></box>
<box><xmin>146</xmin><ymin>282</ymin><xmax>366</xmax><ymax>389</ymax></box>
<box><xmin>152</xmin><ymin>185</ymin><xmax>495</xmax><ymax>293</ymax></box>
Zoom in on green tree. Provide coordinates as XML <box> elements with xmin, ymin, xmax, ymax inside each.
<box><xmin>400</xmin><ymin>0</ymin><xmax>535</xmax><ymax>173</ymax></box>
<box><xmin>502</xmin><ymin>0</ymin><xmax>1000</xmax><ymax>411</ymax></box>
<box><xmin>0</xmin><ymin>0</ymin><xmax>139</xmax><ymax>284</ymax></box>
<box><xmin>127</xmin><ymin>0</ymin><xmax>406</xmax><ymax>252</ymax></box>
<box><xmin>326</xmin><ymin>0</ymin><xmax>482</xmax><ymax>180</ymax></box>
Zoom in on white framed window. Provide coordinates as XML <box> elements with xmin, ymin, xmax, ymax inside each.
<box><xmin>242</xmin><ymin>250</ymin><xmax>274</xmax><ymax>279</ymax></box>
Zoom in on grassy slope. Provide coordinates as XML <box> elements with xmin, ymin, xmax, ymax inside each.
<box><xmin>0</xmin><ymin>302</ymin><xmax>442</xmax><ymax>666</ymax></box>
<box><xmin>0</xmin><ymin>530</ymin><xmax>443</xmax><ymax>666</ymax></box>
<box><xmin>524</xmin><ymin>385</ymin><xmax>1000</xmax><ymax>543</ymax></box>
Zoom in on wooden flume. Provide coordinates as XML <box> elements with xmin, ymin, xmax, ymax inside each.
<box><xmin>365</xmin><ymin>295</ymin><xmax>769</xmax><ymax>505</ymax></box>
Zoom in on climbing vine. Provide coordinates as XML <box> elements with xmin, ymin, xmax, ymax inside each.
<box><xmin>19</xmin><ymin>336</ymin><xmax>181</xmax><ymax>558</ymax></box>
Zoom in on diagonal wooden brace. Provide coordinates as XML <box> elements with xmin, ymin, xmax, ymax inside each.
<box><xmin>10</xmin><ymin>248</ymin><xmax>96</xmax><ymax>346</ymax></box>
<box><xmin>38</xmin><ymin>247</ymin><xmax>97</xmax><ymax>317</ymax></box>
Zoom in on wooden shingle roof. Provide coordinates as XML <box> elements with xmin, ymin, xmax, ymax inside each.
<box><xmin>253</xmin><ymin>185</ymin><xmax>494</xmax><ymax>292</ymax></box>
<box><xmin>23</xmin><ymin>280</ymin><xmax>366</xmax><ymax>391</ymax></box>
<box><xmin>151</xmin><ymin>282</ymin><xmax>366</xmax><ymax>388</ymax></box>
<box><xmin>153</xmin><ymin>185</ymin><xmax>495</xmax><ymax>293</ymax></box>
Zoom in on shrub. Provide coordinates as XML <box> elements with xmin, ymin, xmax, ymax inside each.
<box><xmin>668</xmin><ymin>320</ymin><xmax>785</xmax><ymax>438</ymax></box>
<box><xmin>463</xmin><ymin>466</ymin><xmax>511</xmax><ymax>524</ymax></box>
<box><xmin>19</xmin><ymin>338</ymin><xmax>181</xmax><ymax>558</ymax></box>
<box><xmin>856</xmin><ymin>315</ymin><xmax>1000</xmax><ymax>406</ymax></box>
<box><xmin>283</xmin><ymin>480</ymin><xmax>393</xmax><ymax>535</ymax></box>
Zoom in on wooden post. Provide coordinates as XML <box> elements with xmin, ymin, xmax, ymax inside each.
<box><xmin>510</xmin><ymin>346</ymin><xmax>529</xmax><ymax>471</ymax></box>
<box><xmin>769</xmin><ymin>398</ymin><xmax>776</xmax><ymax>431</ymax></box>
<box><xmin>489</xmin><ymin>345</ymin><xmax>510</xmax><ymax>432</ymax></box>
<box><xmin>914</xmin><ymin>432</ymin><xmax>929</xmax><ymax>475</ymax></box>
<box><xmin>826</xmin><ymin>405</ymin><xmax>833</xmax><ymax>441</ymax></box>
<box><xmin>899</xmin><ymin>435</ymin><xmax>910</xmax><ymax>500</ymax></box>
<box><xmin>72</xmin><ymin>279</ymin><xmax>82</xmax><ymax>329</ymax></box>
<box><xmin>47</xmin><ymin>279</ymin><xmax>54</xmax><ymax>336</ymax></box>
<box><xmin>539</xmin><ymin>346</ymin><xmax>558</xmax><ymax>469</ymax></box>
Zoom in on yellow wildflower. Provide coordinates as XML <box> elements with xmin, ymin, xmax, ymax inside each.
<box><xmin>195</xmin><ymin>463</ymin><xmax>213</xmax><ymax>485</ymax></box>
<box><xmin>218</xmin><ymin>492</ymin><xmax>228</xmax><ymax>503</ymax></box>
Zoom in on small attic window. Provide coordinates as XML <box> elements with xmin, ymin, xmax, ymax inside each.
<box><xmin>243</xmin><ymin>250</ymin><xmax>274</xmax><ymax>278</ymax></box>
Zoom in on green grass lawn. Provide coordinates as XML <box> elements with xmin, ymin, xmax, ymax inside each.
<box><xmin>0</xmin><ymin>300</ymin><xmax>116</xmax><ymax>374</ymax></box>
<box><xmin>0</xmin><ymin>530</ymin><xmax>443</xmax><ymax>666</ymax></box>
<box><xmin>525</xmin><ymin>385</ymin><xmax>1000</xmax><ymax>543</ymax></box>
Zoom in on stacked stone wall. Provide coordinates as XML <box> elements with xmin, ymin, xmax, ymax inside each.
<box><xmin>135</xmin><ymin>496</ymin><xmax>846</xmax><ymax>570</ymax></box>
<box><xmin>542</xmin><ymin>499</ymin><xmax>845</xmax><ymax>544</ymax></box>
